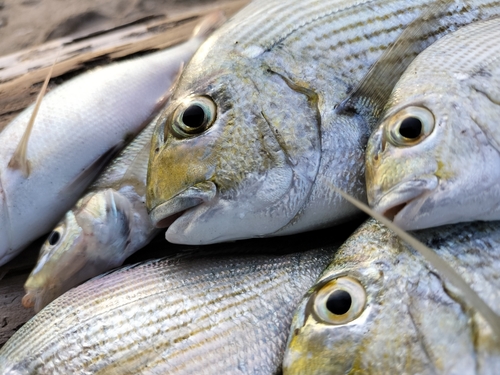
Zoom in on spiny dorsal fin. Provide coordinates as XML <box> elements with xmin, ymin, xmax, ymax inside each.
<box><xmin>335</xmin><ymin>0</ymin><xmax>476</xmax><ymax>126</ymax></box>
<box><xmin>330</xmin><ymin>184</ymin><xmax>500</xmax><ymax>339</ymax></box>
<box><xmin>8</xmin><ymin>58</ymin><xmax>57</xmax><ymax>177</ymax></box>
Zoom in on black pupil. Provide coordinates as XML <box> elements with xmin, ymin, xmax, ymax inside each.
<box><xmin>182</xmin><ymin>104</ymin><xmax>206</xmax><ymax>128</ymax></box>
<box><xmin>399</xmin><ymin>116</ymin><xmax>422</xmax><ymax>139</ymax></box>
<box><xmin>48</xmin><ymin>231</ymin><xmax>60</xmax><ymax>246</ymax></box>
<box><xmin>326</xmin><ymin>290</ymin><xmax>352</xmax><ymax>315</ymax></box>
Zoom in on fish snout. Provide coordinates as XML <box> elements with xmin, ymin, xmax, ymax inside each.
<box><xmin>149</xmin><ymin>181</ymin><xmax>216</xmax><ymax>228</ymax></box>
<box><xmin>371</xmin><ymin>177</ymin><xmax>438</xmax><ymax>224</ymax></box>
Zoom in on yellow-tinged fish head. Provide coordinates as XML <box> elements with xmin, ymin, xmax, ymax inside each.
<box><xmin>23</xmin><ymin>190</ymin><xmax>132</xmax><ymax>312</ymax></box>
<box><xmin>283</xmin><ymin>219</ymin><xmax>489</xmax><ymax>375</ymax></box>
<box><xmin>147</xmin><ymin>37</ymin><xmax>321</xmax><ymax>245</ymax></box>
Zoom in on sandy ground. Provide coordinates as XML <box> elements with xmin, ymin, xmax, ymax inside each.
<box><xmin>0</xmin><ymin>0</ymin><xmax>234</xmax><ymax>56</ymax></box>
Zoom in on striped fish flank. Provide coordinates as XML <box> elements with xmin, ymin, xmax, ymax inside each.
<box><xmin>0</xmin><ymin>244</ymin><xmax>335</xmax><ymax>374</ymax></box>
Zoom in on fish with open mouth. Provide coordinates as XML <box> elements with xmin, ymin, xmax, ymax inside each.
<box><xmin>0</xmin><ymin>229</ymin><xmax>346</xmax><ymax>375</ymax></box>
<box><xmin>283</xmin><ymin>218</ymin><xmax>500</xmax><ymax>374</ymax></box>
<box><xmin>146</xmin><ymin>0</ymin><xmax>500</xmax><ymax>245</ymax></box>
<box><xmin>0</xmin><ymin>12</ymin><xmax>225</xmax><ymax>267</ymax></box>
<box><xmin>365</xmin><ymin>17</ymin><xmax>500</xmax><ymax>230</ymax></box>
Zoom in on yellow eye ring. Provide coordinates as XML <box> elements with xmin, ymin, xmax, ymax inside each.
<box><xmin>384</xmin><ymin>106</ymin><xmax>435</xmax><ymax>147</ymax></box>
<box><xmin>169</xmin><ymin>96</ymin><xmax>217</xmax><ymax>138</ymax></box>
<box><xmin>312</xmin><ymin>276</ymin><xmax>366</xmax><ymax>325</ymax></box>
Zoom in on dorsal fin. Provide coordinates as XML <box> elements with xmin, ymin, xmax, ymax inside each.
<box><xmin>329</xmin><ymin>184</ymin><xmax>500</xmax><ymax>339</ymax></box>
<box><xmin>8</xmin><ymin>58</ymin><xmax>57</xmax><ymax>177</ymax></box>
<box><xmin>335</xmin><ymin>0</ymin><xmax>475</xmax><ymax>126</ymax></box>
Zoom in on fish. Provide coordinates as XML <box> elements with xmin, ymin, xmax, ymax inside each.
<box><xmin>0</xmin><ymin>12</ymin><xmax>224</xmax><ymax>267</ymax></box>
<box><xmin>283</xmin><ymin>218</ymin><xmax>500</xmax><ymax>374</ymax></box>
<box><xmin>0</xmin><ymin>226</ymin><xmax>350</xmax><ymax>375</ymax></box>
<box><xmin>146</xmin><ymin>0</ymin><xmax>500</xmax><ymax>246</ymax></box>
<box><xmin>22</xmin><ymin>119</ymin><xmax>158</xmax><ymax>312</ymax></box>
<box><xmin>365</xmin><ymin>17</ymin><xmax>500</xmax><ymax>230</ymax></box>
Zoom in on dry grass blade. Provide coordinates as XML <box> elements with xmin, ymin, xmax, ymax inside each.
<box><xmin>7</xmin><ymin>57</ymin><xmax>58</xmax><ymax>177</ymax></box>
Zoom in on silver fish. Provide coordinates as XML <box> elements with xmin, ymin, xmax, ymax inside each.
<box><xmin>0</xmin><ymin>232</ymin><xmax>343</xmax><ymax>375</ymax></box>
<box><xmin>283</xmin><ymin>219</ymin><xmax>500</xmax><ymax>374</ymax></box>
<box><xmin>366</xmin><ymin>17</ymin><xmax>500</xmax><ymax>230</ymax></box>
<box><xmin>22</xmin><ymin>120</ymin><xmax>157</xmax><ymax>312</ymax></box>
<box><xmin>146</xmin><ymin>0</ymin><xmax>500</xmax><ymax>246</ymax></box>
<box><xmin>0</xmin><ymin>12</ymin><xmax>223</xmax><ymax>266</ymax></box>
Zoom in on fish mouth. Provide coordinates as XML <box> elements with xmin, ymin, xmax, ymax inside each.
<box><xmin>149</xmin><ymin>181</ymin><xmax>217</xmax><ymax>228</ymax></box>
<box><xmin>372</xmin><ymin>177</ymin><xmax>438</xmax><ymax>223</ymax></box>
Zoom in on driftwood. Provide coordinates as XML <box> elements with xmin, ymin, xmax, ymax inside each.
<box><xmin>0</xmin><ymin>0</ymin><xmax>248</xmax><ymax>348</ymax></box>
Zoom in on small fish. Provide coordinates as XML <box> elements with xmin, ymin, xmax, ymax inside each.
<box><xmin>146</xmin><ymin>0</ymin><xmax>500</xmax><ymax>245</ymax></box>
<box><xmin>0</xmin><ymin>231</ymin><xmax>344</xmax><ymax>375</ymax></box>
<box><xmin>0</xmin><ymin>12</ymin><xmax>224</xmax><ymax>267</ymax></box>
<box><xmin>366</xmin><ymin>17</ymin><xmax>500</xmax><ymax>230</ymax></box>
<box><xmin>283</xmin><ymin>218</ymin><xmax>500</xmax><ymax>374</ymax></box>
<box><xmin>22</xmin><ymin>120</ymin><xmax>158</xmax><ymax>312</ymax></box>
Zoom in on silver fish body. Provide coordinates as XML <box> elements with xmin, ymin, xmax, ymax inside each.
<box><xmin>283</xmin><ymin>219</ymin><xmax>500</xmax><ymax>374</ymax></box>
<box><xmin>147</xmin><ymin>0</ymin><xmax>500</xmax><ymax>245</ymax></box>
<box><xmin>0</xmin><ymin>15</ymin><xmax>220</xmax><ymax>267</ymax></box>
<box><xmin>366</xmin><ymin>17</ymin><xmax>500</xmax><ymax>230</ymax></box>
<box><xmin>22</xmin><ymin>120</ymin><xmax>158</xmax><ymax>312</ymax></box>
<box><xmin>0</xmin><ymin>239</ymin><xmax>337</xmax><ymax>375</ymax></box>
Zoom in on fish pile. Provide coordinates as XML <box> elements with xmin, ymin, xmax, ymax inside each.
<box><xmin>1</xmin><ymin>0</ymin><xmax>500</xmax><ymax>374</ymax></box>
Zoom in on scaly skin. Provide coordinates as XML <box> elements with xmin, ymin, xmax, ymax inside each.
<box><xmin>147</xmin><ymin>0</ymin><xmax>500</xmax><ymax>245</ymax></box>
<box><xmin>284</xmin><ymin>219</ymin><xmax>500</xmax><ymax>375</ymax></box>
<box><xmin>0</xmin><ymin>240</ymin><xmax>340</xmax><ymax>375</ymax></box>
<box><xmin>366</xmin><ymin>18</ymin><xmax>500</xmax><ymax>230</ymax></box>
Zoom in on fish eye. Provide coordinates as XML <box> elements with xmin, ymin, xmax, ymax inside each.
<box><xmin>47</xmin><ymin>230</ymin><xmax>61</xmax><ymax>246</ymax></box>
<box><xmin>312</xmin><ymin>276</ymin><xmax>366</xmax><ymax>325</ymax></box>
<box><xmin>385</xmin><ymin>106</ymin><xmax>434</xmax><ymax>146</ymax></box>
<box><xmin>170</xmin><ymin>96</ymin><xmax>217</xmax><ymax>138</ymax></box>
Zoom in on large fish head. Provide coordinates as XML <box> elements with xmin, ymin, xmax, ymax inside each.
<box><xmin>147</xmin><ymin>39</ymin><xmax>321</xmax><ymax>244</ymax></box>
<box><xmin>283</xmin><ymin>219</ymin><xmax>482</xmax><ymax>374</ymax></box>
<box><xmin>23</xmin><ymin>189</ymin><xmax>132</xmax><ymax>312</ymax></box>
<box><xmin>366</xmin><ymin>75</ymin><xmax>500</xmax><ymax>230</ymax></box>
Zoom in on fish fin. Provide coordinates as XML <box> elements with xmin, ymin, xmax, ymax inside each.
<box><xmin>62</xmin><ymin>144</ymin><xmax>123</xmax><ymax>195</ymax></box>
<box><xmin>8</xmin><ymin>58</ymin><xmax>57</xmax><ymax>177</ymax></box>
<box><xmin>192</xmin><ymin>11</ymin><xmax>226</xmax><ymax>40</ymax></box>
<box><xmin>327</xmin><ymin>182</ymin><xmax>500</xmax><ymax>339</ymax></box>
<box><xmin>335</xmin><ymin>0</ymin><xmax>469</xmax><ymax>125</ymax></box>
<box><xmin>121</xmin><ymin>138</ymin><xmax>152</xmax><ymax>197</ymax></box>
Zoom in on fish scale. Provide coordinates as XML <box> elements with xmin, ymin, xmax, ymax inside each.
<box><xmin>284</xmin><ymin>219</ymin><xmax>500</xmax><ymax>374</ymax></box>
<box><xmin>0</xmin><ymin>247</ymin><xmax>334</xmax><ymax>374</ymax></box>
<box><xmin>147</xmin><ymin>0</ymin><xmax>500</xmax><ymax>246</ymax></box>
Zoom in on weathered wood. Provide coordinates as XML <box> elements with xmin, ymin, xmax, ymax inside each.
<box><xmin>0</xmin><ymin>0</ymin><xmax>248</xmax><ymax>131</ymax></box>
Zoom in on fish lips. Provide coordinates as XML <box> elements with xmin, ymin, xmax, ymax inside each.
<box><xmin>372</xmin><ymin>177</ymin><xmax>439</xmax><ymax>228</ymax></box>
<box><xmin>149</xmin><ymin>181</ymin><xmax>217</xmax><ymax>229</ymax></box>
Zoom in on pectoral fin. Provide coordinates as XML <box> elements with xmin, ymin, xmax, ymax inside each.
<box><xmin>122</xmin><ymin>140</ymin><xmax>152</xmax><ymax>197</ymax></box>
<box><xmin>8</xmin><ymin>60</ymin><xmax>57</xmax><ymax>177</ymax></box>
